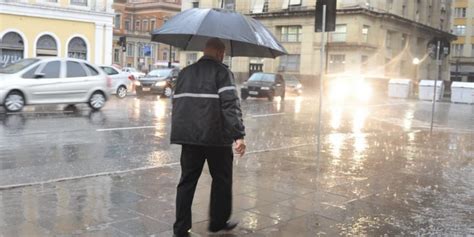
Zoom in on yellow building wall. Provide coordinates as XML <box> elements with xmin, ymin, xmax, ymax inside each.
<box><xmin>0</xmin><ymin>13</ymin><xmax>96</xmax><ymax>62</ymax></box>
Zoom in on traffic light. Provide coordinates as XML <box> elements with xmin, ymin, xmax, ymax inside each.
<box><xmin>315</xmin><ymin>0</ymin><xmax>337</xmax><ymax>32</ymax></box>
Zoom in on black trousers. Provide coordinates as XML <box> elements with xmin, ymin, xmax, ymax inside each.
<box><xmin>173</xmin><ymin>144</ymin><xmax>233</xmax><ymax>235</ymax></box>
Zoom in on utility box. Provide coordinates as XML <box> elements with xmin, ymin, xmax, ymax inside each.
<box><xmin>451</xmin><ymin>82</ymin><xmax>474</xmax><ymax>104</ymax></box>
<box><xmin>388</xmin><ymin>79</ymin><xmax>412</xmax><ymax>98</ymax></box>
<box><xmin>418</xmin><ymin>80</ymin><xmax>444</xmax><ymax>101</ymax></box>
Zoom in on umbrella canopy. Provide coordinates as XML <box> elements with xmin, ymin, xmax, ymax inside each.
<box><xmin>151</xmin><ymin>8</ymin><xmax>287</xmax><ymax>58</ymax></box>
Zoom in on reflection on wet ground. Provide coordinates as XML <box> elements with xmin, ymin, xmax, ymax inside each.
<box><xmin>0</xmin><ymin>94</ymin><xmax>472</xmax><ymax>236</ymax></box>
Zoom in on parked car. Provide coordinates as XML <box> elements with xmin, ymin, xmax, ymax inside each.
<box><xmin>0</xmin><ymin>58</ymin><xmax>110</xmax><ymax>112</ymax></box>
<box><xmin>122</xmin><ymin>67</ymin><xmax>145</xmax><ymax>79</ymax></box>
<box><xmin>100</xmin><ymin>65</ymin><xmax>134</xmax><ymax>98</ymax></box>
<box><xmin>284</xmin><ymin>75</ymin><xmax>303</xmax><ymax>96</ymax></box>
<box><xmin>135</xmin><ymin>68</ymin><xmax>179</xmax><ymax>97</ymax></box>
<box><xmin>241</xmin><ymin>72</ymin><xmax>286</xmax><ymax>101</ymax></box>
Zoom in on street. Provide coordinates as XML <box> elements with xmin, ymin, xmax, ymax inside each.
<box><xmin>0</xmin><ymin>93</ymin><xmax>473</xmax><ymax>236</ymax></box>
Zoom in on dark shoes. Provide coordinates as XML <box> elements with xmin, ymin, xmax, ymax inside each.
<box><xmin>208</xmin><ymin>221</ymin><xmax>239</xmax><ymax>233</ymax></box>
<box><xmin>173</xmin><ymin>233</ymin><xmax>190</xmax><ymax>237</ymax></box>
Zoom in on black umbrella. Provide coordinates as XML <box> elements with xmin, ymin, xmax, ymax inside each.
<box><xmin>151</xmin><ymin>8</ymin><xmax>287</xmax><ymax>58</ymax></box>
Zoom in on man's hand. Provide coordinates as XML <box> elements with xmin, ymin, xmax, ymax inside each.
<box><xmin>234</xmin><ymin>139</ymin><xmax>246</xmax><ymax>157</ymax></box>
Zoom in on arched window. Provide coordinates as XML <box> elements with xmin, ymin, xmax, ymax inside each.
<box><xmin>36</xmin><ymin>35</ymin><xmax>58</xmax><ymax>57</ymax></box>
<box><xmin>0</xmin><ymin>32</ymin><xmax>24</xmax><ymax>66</ymax></box>
<box><xmin>68</xmin><ymin>37</ymin><xmax>87</xmax><ymax>60</ymax></box>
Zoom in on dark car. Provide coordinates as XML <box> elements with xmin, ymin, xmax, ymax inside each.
<box><xmin>241</xmin><ymin>73</ymin><xmax>285</xmax><ymax>101</ymax></box>
<box><xmin>135</xmin><ymin>68</ymin><xmax>179</xmax><ymax>97</ymax></box>
<box><xmin>284</xmin><ymin>75</ymin><xmax>303</xmax><ymax>96</ymax></box>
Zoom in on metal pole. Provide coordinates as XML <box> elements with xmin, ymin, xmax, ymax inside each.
<box><xmin>317</xmin><ymin>5</ymin><xmax>326</xmax><ymax>163</ymax></box>
<box><xmin>221</xmin><ymin>0</ymin><xmax>224</xmax><ymax>8</ymax></box>
<box><xmin>168</xmin><ymin>45</ymin><xmax>172</xmax><ymax>68</ymax></box>
<box><xmin>430</xmin><ymin>40</ymin><xmax>441</xmax><ymax>134</ymax></box>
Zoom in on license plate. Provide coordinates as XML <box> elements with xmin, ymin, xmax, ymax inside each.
<box><xmin>142</xmin><ymin>88</ymin><xmax>151</xmax><ymax>92</ymax></box>
<box><xmin>249</xmin><ymin>91</ymin><xmax>258</xmax><ymax>95</ymax></box>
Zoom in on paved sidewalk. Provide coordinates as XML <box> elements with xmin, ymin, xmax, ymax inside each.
<box><xmin>1</xmin><ymin>120</ymin><xmax>473</xmax><ymax>236</ymax></box>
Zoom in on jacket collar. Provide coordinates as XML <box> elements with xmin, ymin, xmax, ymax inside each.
<box><xmin>199</xmin><ymin>55</ymin><xmax>220</xmax><ymax>63</ymax></box>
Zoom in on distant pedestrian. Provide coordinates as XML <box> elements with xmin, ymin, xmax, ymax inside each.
<box><xmin>171</xmin><ymin>38</ymin><xmax>246</xmax><ymax>237</ymax></box>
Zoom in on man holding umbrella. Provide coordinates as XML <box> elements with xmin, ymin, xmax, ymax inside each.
<box><xmin>171</xmin><ymin>38</ymin><xmax>246</xmax><ymax>236</ymax></box>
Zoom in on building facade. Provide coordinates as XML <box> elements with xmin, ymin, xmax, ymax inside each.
<box><xmin>0</xmin><ymin>0</ymin><xmax>114</xmax><ymax>67</ymax></box>
<box><xmin>450</xmin><ymin>0</ymin><xmax>474</xmax><ymax>82</ymax></box>
<box><xmin>112</xmin><ymin>0</ymin><xmax>181</xmax><ymax>72</ymax></box>
<box><xmin>181</xmin><ymin>0</ymin><xmax>455</xmax><ymax>85</ymax></box>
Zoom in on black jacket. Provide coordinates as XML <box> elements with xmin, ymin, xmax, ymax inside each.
<box><xmin>170</xmin><ymin>56</ymin><xmax>245</xmax><ymax>146</ymax></box>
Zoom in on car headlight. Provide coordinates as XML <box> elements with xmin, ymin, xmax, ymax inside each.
<box><xmin>260</xmin><ymin>87</ymin><xmax>270</xmax><ymax>90</ymax></box>
<box><xmin>155</xmin><ymin>81</ymin><xmax>167</xmax><ymax>87</ymax></box>
<box><xmin>134</xmin><ymin>81</ymin><xmax>141</xmax><ymax>86</ymax></box>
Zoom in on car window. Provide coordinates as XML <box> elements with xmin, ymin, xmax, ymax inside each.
<box><xmin>0</xmin><ymin>59</ymin><xmax>39</xmax><ymax>74</ymax></box>
<box><xmin>248</xmin><ymin>73</ymin><xmax>275</xmax><ymax>82</ymax></box>
<box><xmin>101</xmin><ymin>66</ymin><xmax>118</xmax><ymax>75</ymax></box>
<box><xmin>41</xmin><ymin>61</ymin><xmax>61</xmax><ymax>79</ymax></box>
<box><xmin>85</xmin><ymin>64</ymin><xmax>99</xmax><ymax>76</ymax></box>
<box><xmin>67</xmin><ymin>61</ymin><xmax>87</xmax><ymax>78</ymax></box>
<box><xmin>22</xmin><ymin>65</ymin><xmax>40</xmax><ymax>79</ymax></box>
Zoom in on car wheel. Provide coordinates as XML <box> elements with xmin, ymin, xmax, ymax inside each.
<box><xmin>4</xmin><ymin>91</ymin><xmax>25</xmax><ymax>112</ymax></box>
<box><xmin>163</xmin><ymin>87</ymin><xmax>173</xmax><ymax>98</ymax></box>
<box><xmin>116</xmin><ymin>86</ymin><xmax>127</xmax><ymax>99</ymax></box>
<box><xmin>241</xmin><ymin>94</ymin><xmax>248</xmax><ymax>100</ymax></box>
<box><xmin>88</xmin><ymin>91</ymin><xmax>106</xmax><ymax>111</ymax></box>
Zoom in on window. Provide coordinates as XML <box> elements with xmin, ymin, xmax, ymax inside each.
<box><xmin>142</xmin><ymin>20</ymin><xmax>148</xmax><ymax>32</ymax></box>
<box><xmin>472</xmin><ymin>44</ymin><xmax>474</xmax><ymax>57</ymax></box>
<box><xmin>101</xmin><ymin>66</ymin><xmax>119</xmax><ymax>75</ymax></box>
<box><xmin>125</xmin><ymin>20</ymin><xmax>130</xmax><ymax>31</ymax></box>
<box><xmin>187</xmin><ymin>53</ymin><xmax>197</xmax><ymax>65</ymax></box>
<box><xmin>223</xmin><ymin>0</ymin><xmax>235</xmax><ymax>10</ymax></box>
<box><xmin>331</xmin><ymin>24</ymin><xmax>347</xmax><ymax>42</ymax></box>
<box><xmin>279</xmin><ymin>26</ymin><xmax>302</xmax><ymax>42</ymax></box>
<box><xmin>361</xmin><ymin>55</ymin><xmax>368</xmax><ymax>73</ymax></box>
<box><xmin>70</xmin><ymin>0</ymin><xmax>87</xmax><ymax>6</ymax></box>
<box><xmin>252</xmin><ymin>0</ymin><xmax>265</xmax><ymax>13</ymax></box>
<box><xmin>289</xmin><ymin>0</ymin><xmax>302</xmax><ymax>6</ymax></box>
<box><xmin>85</xmin><ymin>64</ymin><xmax>99</xmax><ymax>76</ymax></box>
<box><xmin>279</xmin><ymin>54</ymin><xmax>300</xmax><ymax>71</ymax></box>
<box><xmin>114</xmin><ymin>48</ymin><xmax>120</xmax><ymax>63</ymax></box>
<box><xmin>452</xmin><ymin>44</ymin><xmax>464</xmax><ymax>57</ymax></box>
<box><xmin>386</xmin><ymin>31</ymin><xmax>394</xmax><ymax>49</ymax></box>
<box><xmin>453</xmin><ymin>25</ymin><xmax>466</xmax><ymax>36</ymax></box>
<box><xmin>454</xmin><ymin>8</ymin><xmax>467</xmax><ymax>18</ymax></box>
<box><xmin>138</xmin><ymin>44</ymin><xmax>144</xmax><ymax>57</ymax></box>
<box><xmin>192</xmin><ymin>1</ymin><xmax>199</xmax><ymax>8</ymax></box>
<box><xmin>150</xmin><ymin>20</ymin><xmax>156</xmax><ymax>31</ymax></box>
<box><xmin>163</xmin><ymin>51</ymin><xmax>168</xmax><ymax>61</ymax></box>
<box><xmin>115</xmin><ymin>14</ymin><xmax>121</xmax><ymax>29</ymax></box>
<box><xmin>362</xmin><ymin>25</ymin><xmax>369</xmax><ymax>43</ymax></box>
<box><xmin>386</xmin><ymin>0</ymin><xmax>393</xmax><ymax>11</ymax></box>
<box><xmin>68</xmin><ymin>37</ymin><xmax>87</xmax><ymax>60</ymax></box>
<box><xmin>263</xmin><ymin>0</ymin><xmax>269</xmax><ymax>12</ymax></box>
<box><xmin>329</xmin><ymin>55</ymin><xmax>345</xmax><ymax>73</ymax></box>
<box><xmin>126</xmin><ymin>43</ymin><xmax>134</xmax><ymax>57</ymax></box>
<box><xmin>67</xmin><ymin>61</ymin><xmax>87</xmax><ymax>77</ymax></box>
<box><xmin>401</xmin><ymin>34</ymin><xmax>408</xmax><ymax>49</ymax></box>
<box><xmin>22</xmin><ymin>65</ymin><xmax>40</xmax><ymax>79</ymax></box>
<box><xmin>171</xmin><ymin>51</ymin><xmax>176</xmax><ymax>61</ymax></box>
<box><xmin>135</xmin><ymin>21</ymin><xmax>140</xmax><ymax>31</ymax></box>
<box><xmin>41</xmin><ymin>61</ymin><xmax>61</xmax><ymax>78</ymax></box>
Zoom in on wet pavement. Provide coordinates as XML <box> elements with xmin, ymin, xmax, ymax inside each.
<box><xmin>0</xmin><ymin>92</ymin><xmax>473</xmax><ymax>236</ymax></box>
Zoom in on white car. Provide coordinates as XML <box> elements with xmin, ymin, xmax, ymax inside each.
<box><xmin>0</xmin><ymin>58</ymin><xmax>110</xmax><ymax>112</ymax></box>
<box><xmin>100</xmin><ymin>65</ymin><xmax>133</xmax><ymax>99</ymax></box>
<box><xmin>122</xmin><ymin>67</ymin><xmax>145</xmax><ymax>79</ymax></box>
